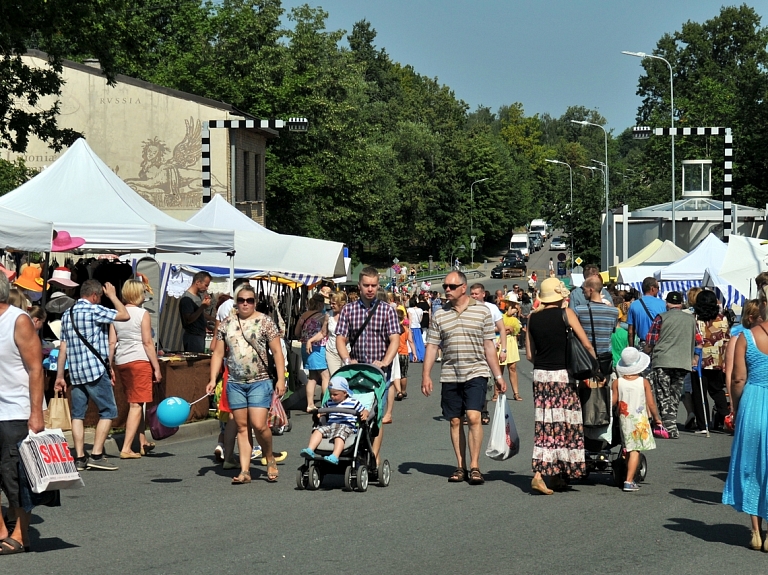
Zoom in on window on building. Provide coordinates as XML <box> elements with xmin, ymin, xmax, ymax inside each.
<box><xmin>242</xmin><ymin>150</ymin><xmax>250</xmax><ymax>201</ymax></box>
<box><xmin>255</xmin><ymin>153</ymin><xmax>263</xmax><ymax>201</ymax></box>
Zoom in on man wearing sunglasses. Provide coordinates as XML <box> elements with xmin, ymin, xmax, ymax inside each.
<box><xmin>422</xmin><ymin>271</ymin><xmax>505</xmax><ymax>485</ymax></box>
<box><xmin>336</xmin><ymin>267</ymin><xmax>400</xmax><ymax>471</ymax></box>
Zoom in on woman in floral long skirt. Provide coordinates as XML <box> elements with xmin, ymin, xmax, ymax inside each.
<box><xmin>525</xmin><ymin>278</ymin><xmax>596</xmax><ymax>494</ymax></box>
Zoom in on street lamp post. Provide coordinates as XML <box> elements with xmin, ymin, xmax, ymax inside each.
<box><xmin>545</xmin><ymin>159</ymin><xmax>574</xmax><ymax>262</ymax></box>
<box><xmin>622</xmin><ymin>50</ymin><xmax>675</xmax><ymax>245</ymax></box>
<box><xmin>571</xmin><ymin>119</ymin><xmax>610</xmax><ymax>269</ymax></box>
<box><xmin>470</xmin><ymin>178</ymin><xmax>489</xmax><ymax>266</ymax></box>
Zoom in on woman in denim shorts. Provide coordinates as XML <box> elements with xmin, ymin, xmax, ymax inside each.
<box><xmin>207</xmin><ymin>285</ymin><xmax>286</xmax><ymax>485</ymax></box>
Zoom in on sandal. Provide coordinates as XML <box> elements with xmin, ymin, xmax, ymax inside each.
<box><xmin>267</xmin><ymin>460</ymin><xmax>279</xmax><ymax>482</ymax></box>
<box><xmin>0</xmin><ymin>537</ymin><xmax>25</xmax><ymax>555</ymax></box>
<box><xmin>513</xmin><ymin>393</ymin><xmax>523</xmax><ymax>401</ymax></box>
<box><xmin>401</xmin><ymin>392</ymin><xmax>407</xmax><ymax>399</ymax></box>
<box><xmin>140</xmin><ymin>442</ymin><xmax>156</xmax><ymax>455</ymax></box>
<box><xmin>448</xmin><ymin>468</ymin><xmax>467</xmax><ymax>483</ymax></box>
<box><xmin>468</xmin><ymin>467</ymin><xmax>485</xmax><ymax>485</ymax></box>
<box><xmin>231</xmin><ymin>470</ymin><xmax>251</xmax><ymax>485</ymax></box>
<box><xmin>481</xmin><ymin>411</ymin><xmax>490</xmax><ymax>425</ymax></box>
<box><xmin>395</xmin><ymin>392</ymin><xmax>404</xmax><ymax>401</ymax></box>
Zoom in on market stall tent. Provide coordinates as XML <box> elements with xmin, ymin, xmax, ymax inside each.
<box><xmin>703</xmin><ymin>235</ymin><xmax>768</xmax><ymax>306</ymax></box>
<box><xmin>655</xmin><ymin>233</ymin><xmax>727</xmax><ymax>282</ymax></box>
<box><xmin>615</xmin><ymin>240</ymin><xmax>688</xmax><ymax>292</ymax></box>
<box><xmin>0</xmin><ymin>139</ymin><xmax>235</xmax><ymax>253</ymax></box>
<box><xmin>0</xmin><ymin>206</ymin><xmax>54</xmax><ymax>252</ymax></box>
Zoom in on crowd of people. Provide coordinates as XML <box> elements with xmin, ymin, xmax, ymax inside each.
<box><xmin>4</xmin><ymin>260</ymin><xmax>768</xmax><ymax>554</ymax></box>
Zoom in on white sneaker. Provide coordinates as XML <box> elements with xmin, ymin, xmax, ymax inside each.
<box><xmin>251</xmin><ymin>447</ymin><xmax>263</xmax><ymax>460</ymax></box>
<box><xmin>214</xmin><ymin>443</ymin><xmax>224</xmax><ymax>462</ymax></box>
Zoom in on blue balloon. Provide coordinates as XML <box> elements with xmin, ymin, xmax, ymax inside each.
<box><xmin>156</xmin><ymin>397</ymin><xmax>190</xmax><ymax>428</ymax></box>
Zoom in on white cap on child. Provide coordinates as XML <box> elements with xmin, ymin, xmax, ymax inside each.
<box><xmin>329</xmin><ymin>376</ymin><xmax>351</xmax><ymax>395</ymax></box>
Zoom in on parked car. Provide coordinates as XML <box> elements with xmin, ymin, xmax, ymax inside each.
<box><xmin>549</xmin><ymin>236</ymin><xmax>567</xmax><ymax>251</ymax></box>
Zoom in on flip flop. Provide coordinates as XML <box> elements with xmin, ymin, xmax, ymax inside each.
<box><xmin>0</xmin><ymin>537</ymin><xmax>25</xmax><ymax>555</ymax></box>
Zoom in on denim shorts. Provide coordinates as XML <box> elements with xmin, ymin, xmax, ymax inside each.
<box><xmin>227</xmin><ymin>379</ymin><xmax>273</xmax><ymax>410</ymax></box>
<box><xmin>71</xmin><ymin>370</ymin><xmax>119</xmax><ymax>420</ymax></box>
<box><xmin>441</xmin><ymin>376</ymin><xmax>488</xmax><ymax>419</ymax></box>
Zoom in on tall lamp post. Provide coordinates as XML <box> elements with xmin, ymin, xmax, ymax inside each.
<box><xmin>470</xmin><ymin>177</ymin><xmax>488</xmax><ymax>266</ymax></box>
<box><xmin>545</xmin><ymin>159</ymin><xmax>573</xmax><ymax>262</ymax></box>
<box><xmin>622</xmin><ymin>50</ymin><xmax>675</xmax><ymax>245</ymax></box>
<box><xmin>571</xmin><ymin>119</ymin><xmax>610</xmax><ymax>269</ymax></box>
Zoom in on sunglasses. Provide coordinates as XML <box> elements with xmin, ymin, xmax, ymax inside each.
<box><xmin>442</xmin><ymin>283</ymin><xmax>464</xmax><ymax>291</ymax></box>
<box><xmin>236</xmin><ymin>297</ymin><xmax>255</xmax><ymax>305</ymax></box>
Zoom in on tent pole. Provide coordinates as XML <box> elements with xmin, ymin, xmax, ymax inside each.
<box><xmin>40</xmin><ymin>251</ymin><xmax>51</xmax><ymax>310</ymax></box>
<box><xmin>229</xmin><ymin>254</ymin><xmax>234</xmax><ymax>296</ymax></box>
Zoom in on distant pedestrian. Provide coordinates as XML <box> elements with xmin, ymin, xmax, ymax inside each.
<box><xmin>548</xmin><ymin>258</ymin><xmax>555</xmax><ymax>276</ymax></box>
<box><xmin>179</xmin><ymin>271</ymin><xmax>213</xmax><ymax>352</ymax></box>
<box><xmin>692</xmin><ymin>290</ymin><xmax>730</xmax><ymax>432</ymax></box>
<box><xmin>422</xmin><ymin>271</ymin><xmax>505</xmax><ymax>485</ymax></box>
<box><xmin>626</xmin><ymin>277</ymin><xmax>666</xmax><ymax>350</ymax></box>
<box><xmin>0</xmin><ymin>273</ymin><xmax>44</xmax><ymax>554</ymax></box>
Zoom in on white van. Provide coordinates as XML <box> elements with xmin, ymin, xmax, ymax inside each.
<box><xmin>509</xmin><ymin>233</ymin><xmax>530</xmax><ymax>260</ymax></box>
<box><xmin>529</xmin><ymin>219</ymin><xmax>548</xmax><ymax>241</ymax></box>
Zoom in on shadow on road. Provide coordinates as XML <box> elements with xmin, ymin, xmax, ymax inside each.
<box><xmin>669</xmin><ymin>488</ymin><xmax>723</xmax><ymax>505</ymax></box>
<box><xmin>397</xmin><ymin>461</ymin><xmax>531</xmax><ymax>492</ymax></box>
<box><xmin>663</xmin><ymin>517</ymin><xmax>750</xmax><ymax>547</ymax></box>
<box><xmin>28</xmin><ymin>531</ymin><xmax>79</xmax><ymax>553</ymax></box>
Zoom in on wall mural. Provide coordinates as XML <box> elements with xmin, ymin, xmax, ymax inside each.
<box><xmin>122</xmin><ymin>117</ymin><xmax>222</xmax><ymax>209</ymax></box>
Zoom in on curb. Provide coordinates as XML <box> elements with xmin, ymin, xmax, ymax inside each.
<box><xmin>63</xmin><ymin>418</ymin><xmax>222</xmax><ymax>455</ymax></box>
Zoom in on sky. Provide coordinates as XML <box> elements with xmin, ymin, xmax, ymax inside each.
<box><xmin>279</xmin><ymin>0</ymin><xmax>746</xmax><ymax>133</ymax></box>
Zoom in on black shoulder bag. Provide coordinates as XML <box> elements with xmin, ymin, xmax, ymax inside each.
<box><xmin>238</xmin><ymin>315</ymin><xmax>278</xmax><ymax>383</ymax></box>
<box><xmin>68</xmin><ymin>307</ymin><xmax>113</xmax><ymax>379</ymax></box>
<box><xmin>588</xmin><ymin>303</ymin><xmax>614</xmax><ymax>379</ymax></box>
<box><xmin>562</xmin><ymin>308</ymin><xmax>599</xmax><ymax>381</ymax></box>
<box><xmin>348</xmin><ymin>300</ymin><xmax>379</xmax><ymax>351</ymax></box>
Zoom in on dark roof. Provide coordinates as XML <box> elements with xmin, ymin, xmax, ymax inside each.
<box><xmin>25</xmin><ymin>50</ymin><xmax>278</xmax><ymax>138</ymax></box>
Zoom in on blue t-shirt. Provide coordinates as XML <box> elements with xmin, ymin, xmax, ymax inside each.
<box><xmin>627</xmin><ymin>295</ymin><xmax>667</xmax><ymax>341</ymax></box>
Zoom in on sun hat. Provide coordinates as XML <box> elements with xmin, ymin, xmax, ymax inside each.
<box><xmin>0</xmin><ymin>264</ymin><xmax>15</xmax><ymax>281</ymax></box>
<box><xmin>47</xmin><ymin>319</ymin><xmax>62</xmax><ymax>340</ymax></box>
<box><xmin>46</xmin><ymin>292</ymin><xmax>76</xmax><ymax>313</ymax></box>
<box><xmin>329</xmin><ymin>376</ymin><xmax>351</xmax><ymax>396</ymax></box>
<box><xmin>48</xmin><ymin>267</ymin><xmax>78</xmax><ymax>288</ymax></box>
<box><xmin>538</xmin><ymin>277</ymin><xmax>570</xmax><ymax>303</ymax></box>
<box><xmin>51</xmin><ymin>230</ymin><xmax>86</xmax><ymax>252</ymax></box>
<box><xmin>616</xmin><ymin>347</ymin><xmax>651</xmax><ymax>377</ymax></box>
<box><xmin>14</xmin><ymin>265</ymin><xmax>44</xmax><ymax>292</ymax></box>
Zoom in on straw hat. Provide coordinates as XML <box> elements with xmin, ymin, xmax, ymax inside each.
<box><xmin>48</xmin><ymin>267</ymin><xmax>78</xmax><ymax>288</ymax></box>
<box><xmin>14</xmin><ymin>265</ymin><xmax>44</xmax><ymax>292</ymax></box>
<box><xmin>538</xmin><ymin>277</ymin><xmax>570</xmax><ymax>303</ymax></box>
<box><xmin>616</xmin><ymin>347</ymin><xmax>650</xmax><ymax>377</ymax></box>
<box><xmin>51</xmin><ymin>230</ymin><xmax>86</xmax><ymax>252</ymax></box>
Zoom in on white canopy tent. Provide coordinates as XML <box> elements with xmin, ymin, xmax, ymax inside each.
<box><xmin>656</xmin><ymin>233</ymin><xmax>727</xmax><ymax>282</ymax></box>
<box><xmin>0</xmin><ymin>139</ymin><xmax>235</xmax><ymax>253</ymax></box>
<box><xmin>147</xmin><ymin>194</ymin><xmax>346</xmax><ymax>281</ymax></box>
<box><xmin>0</xmin><ymin>206</ymin><xmax>54</xmax><ymax>252</ymax></box>
<box><xmin>703</xmin><ymin>235</ymin><xmax>768</xmax><ymax>306</ymax></box>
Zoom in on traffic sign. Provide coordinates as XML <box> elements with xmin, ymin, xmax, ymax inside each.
<box><xmin>470</xmin><ymin>242</ymin><xmax>476</xmax><ymax>250</ymax></box>
<box><xmin>557</xmin><ymin>253</ymin><xmax>566</xmax><ymax>262</ymax></box>
<box><xmin>471</xmin><ymin>235</ymin><xmax>476</xmax><ymax>241</ymax></box>
<box><xmin>575</xmin><ymin>257</ymin><xmax>583</xmax><ymax>265</ymax></box>
<box><xmin>393</xmin><ymin>258</ymin><xmax>399</xmax><ymax>264</ymax></box>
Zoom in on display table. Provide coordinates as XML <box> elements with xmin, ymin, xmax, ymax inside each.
<box><xmin>54</xmin><ymin>356</ymin><xmax>213</xmax><ymax>428</ymax></box>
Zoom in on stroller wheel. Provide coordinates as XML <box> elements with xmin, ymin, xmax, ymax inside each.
<box><xmin>355</xmin><ymin>465</ymin><xmax>369</xmax><ymax>492</ymax></box>
<box><xmin>377</xmin><ymin>460</ymin><xmax>391</xmax><ymax>487</ymax></box>
<box><xmin>636</xmin><ymin>453</ymin><xmax>648</xmax><ymax>483</ymax></box>
<box><xmin>308</xmin><ymin>465</ymin><xmax>321</xmax><ymax>490</ymax></box>
<box><xmin>296</xmin><ymin>468</ymin><xmax>308</xmax><ymax>490</ymax></box>
<box><xmin>344</xmin><ymin>466</ymin><xmax>353</xmax><ymax>491</ymax></box>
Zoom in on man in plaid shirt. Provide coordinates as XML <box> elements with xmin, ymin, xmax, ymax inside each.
<box><xmin>55</xmin><ymin>280</ymin><xmax>129</xmax><ymax>471</ymax></box>
<box><xmin>335</xmin><ymin>266</ymin><xmax>399</xmax><ymax>470</ymax></box>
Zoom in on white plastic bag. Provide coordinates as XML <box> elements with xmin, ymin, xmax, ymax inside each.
<box><xmin>485</xmin><ymin>394</ymin><xmax>520</xmax><ymax>460</ymax></box>
<box><xmin>19</xmin><ymin>429</ymin><xmax>84</xmax><ymax>493</ymax></box>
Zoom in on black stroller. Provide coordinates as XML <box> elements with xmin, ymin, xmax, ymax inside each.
<box><xmin>583</xmin><ymin>412</ymin><xmax>647</xmax><ymax>487</ymax></box>
<box><xmin>296</xmin><ymin>364</ymin><xmax>391</xmax><ymax>492</ymax></box>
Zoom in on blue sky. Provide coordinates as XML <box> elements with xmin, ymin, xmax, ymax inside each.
<box><xmin>279</xmin><ymin>0</ymin><xmax>745</xmax><ymax>133</ymax></box>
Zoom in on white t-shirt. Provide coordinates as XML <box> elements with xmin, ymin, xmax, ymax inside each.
<box><xmin>483</xmin><ymin>302</ymin><xmax>503</xmax><ymax>323</ymax></box>
<box><xmin>407</xmin><ymin>306</ymin><xmax>423</xmax><ymax>329</ymax></box>
<box><xmin>0</xmin><ymin>306</ymin><xmax>31</xmax><ymax>419</ymax></box>
<box><xmin>216</xmin><ymin>298</ymin><xmax>235</xmax><ymax>322</ymax></box>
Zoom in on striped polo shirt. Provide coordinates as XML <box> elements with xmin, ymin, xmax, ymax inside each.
<box><xmin>427</xmin><ymin>298</ymin><xmax>496</xmax><ymax>383</ymax></box>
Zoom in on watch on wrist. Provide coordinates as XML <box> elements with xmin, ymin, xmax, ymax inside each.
<box><xmin>501</xmin><ymin>349</ymin><xmax>507</xmax><ymax>352</ymax></box>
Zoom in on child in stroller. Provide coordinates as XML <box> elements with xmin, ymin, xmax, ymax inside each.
<box><xmin>300</xmin><ymin>376</ymin><xmax>369</xmax><ymax>464</ymax></box>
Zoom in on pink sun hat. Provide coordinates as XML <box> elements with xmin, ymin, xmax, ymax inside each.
<box><xmin>51</xmin><ymin>230</ymin><xmax>86</xmax><ymax>252</ymax></box>
<box><xmin>48</xmin><ymin>267</ymin><xmax>78</xmax><ymax>288</ymax></box>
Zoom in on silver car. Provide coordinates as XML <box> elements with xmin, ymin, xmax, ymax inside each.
<box><xmin>549</xmin><ymin>236</ymin><xmax>567</xmax><ymax>251</ymax></box>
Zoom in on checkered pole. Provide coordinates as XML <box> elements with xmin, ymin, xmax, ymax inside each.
<box><xmin>201</xmin><ymin>117</ymin><xmax>309</xmax><ymax>203</ymax></box>
<box><xmin>633</xmin><ymin>126</ymin><xmax>733</xmax><ymax>241</ymax></box>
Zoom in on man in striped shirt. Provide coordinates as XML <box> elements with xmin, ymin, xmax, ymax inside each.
<box><xmin>422</xmin><ymin>271</ymin><xmax>505</xmax><ymax>485</ymax></box>
<box><xmin>574</xmin><ymin>276</ymin><xmax>618</xmax><ymax>377</ymax></box>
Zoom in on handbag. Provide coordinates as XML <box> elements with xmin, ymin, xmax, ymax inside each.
<box><xmin>268</xmin><ymin>391</ymin><xmax>288</xmax><ymax>429</ymax></box>
<box><xmin>562</xmin><ymin>309</ymin><xmax>599</xmax><ymax>380</ymax></box>
<box><xmin>587</xmin><ymin>303</ymin><xmax>613</xmax><ymax>379</ymax></box>
<box><xmin>146</xmin><ymin>381</ymin><xmax>178</xmax><ymax>440</ymax></box>
<box><xmin>485</xmin><ymin>395</ymin><xmax>520</xmax><ymax>460</ymax></box>
<box><xmin>579</xmin><ymin>380</ymin><xmax>611</xmax><ymax>427</ymax></box>
<box><xmin>45</xmin><ymin>392</ymin><xmax>72</xmax><ymax>431</ymax></box>
<box><xmin>18</xmin><ymin>429</ymin><xmax>84</xmax><ymax>493</ymax></box>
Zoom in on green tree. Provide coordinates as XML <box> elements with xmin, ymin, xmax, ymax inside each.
<box><xmin>0</xmin><ymin>158</ymin><xmax>36</xmax><ymax>195</ymax></box>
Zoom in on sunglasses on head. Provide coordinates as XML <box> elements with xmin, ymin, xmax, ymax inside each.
<box><xmin>236</xmin><ymin>297</ymin><xmax>255</xmax><ymax>305</ymax></box>
<box><xmin>442</xmin><ymin>283</ymin><xmax>464</xmax><ymax>291</ymax></box>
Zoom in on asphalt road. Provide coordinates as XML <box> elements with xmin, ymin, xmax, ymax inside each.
<box><xmin>12</xmin><ymin>353</ymin><xmax>757</xmax><ymax>575</ymax></box>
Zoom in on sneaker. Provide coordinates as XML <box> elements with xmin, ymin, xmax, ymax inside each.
<box><xmin>623</xmin><ymin>481</ymin><xmax>640</xmax><ymax>492</ymax></box>
<box><xmin>251</xmin><ymin>447</ymin><xmax>263</xmax><ymax>461</ymax></box>
<box><xmin>75</xmin><ymin>456</ymin><xmax>88</xmax><ymax>472</ymax></box>
<box><xmin>86</xmin><ymin>455</ymin><xmax>119</xmax><ymax>471</ymax></box>
<box><xmin>214</xmin><ymin>443</ymin><xmax>224</xmax><ymax>462</ymax></box>
<box><xmin>694</xmin><ymin>429</ymin><xmax>709</xmax><ymax>434</ymax></box>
